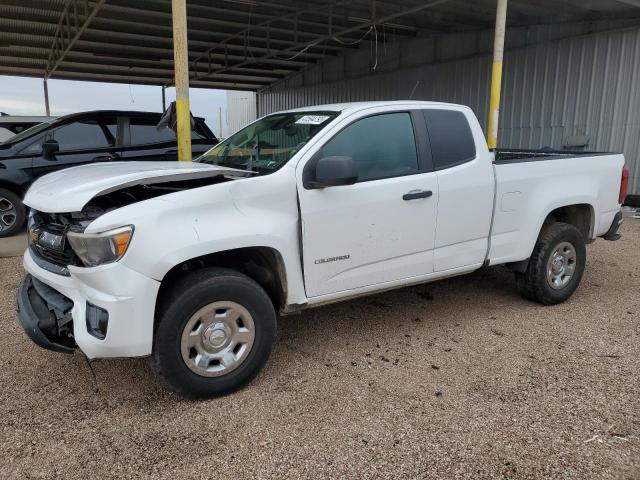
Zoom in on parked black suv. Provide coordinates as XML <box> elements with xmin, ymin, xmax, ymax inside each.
<box><xmin>0</xmin><ymin>110</ymin><xmax>218</xmax><ymax>237</ymax></box>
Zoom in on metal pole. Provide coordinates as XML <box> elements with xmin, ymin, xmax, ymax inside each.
<box><xmin>43</xmin><ymin>78</ymin><xmax>50</xmax><ymax>116</ymax></box>
<box><xmin>218</xmin><ymin>106</ymin><xmax>223</xmax><ymax>139</ymax></box>
<box><xmin>171</xmin><ymin>0</ymin><xmax>192</xmax><ymax>161</ymax></box>
<box><xmin>162</xmin><ymin>86</ymin><xmax>166</xmax><ymax>111</ymax></box>
<box><xmin>487</xmin><ymin>0</ymin><xmax>508</xmax><ymax>150</ymax></box>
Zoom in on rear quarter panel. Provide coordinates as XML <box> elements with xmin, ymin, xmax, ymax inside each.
<box><xmin>490</xmin><ymin>153</ymin><xmax>624</xmax><ymax>265</ymax></box>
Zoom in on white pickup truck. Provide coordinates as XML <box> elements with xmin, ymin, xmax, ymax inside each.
<box><xmin>17</xmin><ymin>101</ymin><xmax>629</xmax><ymax>398</ymax></box>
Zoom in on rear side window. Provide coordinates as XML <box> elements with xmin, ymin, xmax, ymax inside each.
<box><xmin>192</xmin><ymin>123</ymin><xmax>209</xmax><ymax>140</ymax></box>
<box><xmin>129</xmin><ymin>117</ymin><xmax>175</xmax><ymax>145</ymax></box>
<box><xmin>423</xmin><ymin>109</ymin><xmax>476</xmax><ymax>170</ymax></box>
<box><xmin>319</xmin><ymin>112</ymin><xmax>418</xmax><ymax>182</ymax></box>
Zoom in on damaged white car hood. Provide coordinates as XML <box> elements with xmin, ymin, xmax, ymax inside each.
<box><xmin>24</xmin><ymin>161</ymin><xmax>249</xmax><ymax>213</ymax></box>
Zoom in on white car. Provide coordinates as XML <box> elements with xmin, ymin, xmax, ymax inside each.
<box><xmin>0</xmin><ymin>115</ymin><xmax>54</xmax><ymax>143</ymax></box>
<box><xmin>16</xmin><ymin>101</ymin><xmax>628</xmax><ymax>398</ymax></box>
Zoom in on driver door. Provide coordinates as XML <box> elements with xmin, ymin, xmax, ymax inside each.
<box><xmin>297</xmin><ymin>111</ymin><xmax>438</xmax><ymax>298</ymax></box>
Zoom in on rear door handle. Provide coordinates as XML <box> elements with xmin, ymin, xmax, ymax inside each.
<box><xmin>92</xmin><ymin>154</ymin><xmax>118</xmax><ymax>162</ymax></box>
<box><xmin>403</xmin><ymin>190</ymin><xmax>433</xmax><ymax>201</ymax></box>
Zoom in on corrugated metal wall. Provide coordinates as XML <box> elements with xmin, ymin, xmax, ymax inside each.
<box><xmin>226</xmin><ymin>91</ymin><xmax>257</xmax><ymax>137</ymax></box>
<box><xmin>258</xmin><ymin>21</ymin><xmax>640</xmax><ymax>194</ymax></box>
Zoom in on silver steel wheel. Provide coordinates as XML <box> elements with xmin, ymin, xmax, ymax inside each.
<box><xmin>546</xmin><ymin>241</ymin><xmax>577</xmax><ymax>290</ymax></box>
<box><xmin>0</xmin><ymin>196</ymin><xmax>17</xmax><ymax>233</ymax></box>
<box><xmin>180</xmin><ymin>301</ymin><xmax>255</xmax><ymax>377</ymax></box>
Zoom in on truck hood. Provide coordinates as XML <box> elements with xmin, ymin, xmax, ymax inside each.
<box><xmin>24</xmin><ymin>161</ymin><xmax>250</xmax><ymax>213</ymax></box>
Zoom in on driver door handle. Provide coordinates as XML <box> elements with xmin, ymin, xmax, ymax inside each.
<box><xmin>403</xmin><ymin>189</ymin><xmax>433</xmax><ymax>201</ymax></box>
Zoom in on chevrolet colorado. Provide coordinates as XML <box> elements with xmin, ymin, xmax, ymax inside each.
<box><xmin>16</xmin><ymin>101</ymin><xmax>628</xmax><ymax>398</ymax></box>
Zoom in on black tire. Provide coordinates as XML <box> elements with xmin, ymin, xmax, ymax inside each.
<box><xmin>0</xmin><ymin>188</ymin><xmax>26</xmax><ymax>238</ymax></box>
<box><xmin>515</xmin><ymin>222</ymin><xmax>586</xmax><ymax>305</ymax></box>
<box><xmin>150</xmin><ymin>268</ymin><xmax>277</xmax><ymax>398</ymax></box>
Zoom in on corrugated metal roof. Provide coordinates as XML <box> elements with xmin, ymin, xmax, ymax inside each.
<box><xmin>1</xmin><ymin>0</ymin><xmax>640</xmax><ymax>90</ymax></box>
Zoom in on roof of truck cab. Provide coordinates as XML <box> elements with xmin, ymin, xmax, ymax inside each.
<box><xmin>281</xmin><ymin>101</ymin><xmax>469</xmax><ymax>114</ymax></box>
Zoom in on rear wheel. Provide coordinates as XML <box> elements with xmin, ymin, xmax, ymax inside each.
<box><xmin>516</xmin><ymin>222</ymin><xmax>586</xmax><ymax>305</ymax></box>
<box><xmin>0</xmin><ymin>188</ymin><xmax>26</xmax><ymax>238</ymax></box>
<box><xmin>151</xmin><ymin>268</ymin><xmax>277</xmax><ymax>398</ymax></box>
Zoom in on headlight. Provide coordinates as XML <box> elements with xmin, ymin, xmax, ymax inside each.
<box><xmin>27</xmin><ymin>210</ymin><xmax>38</xmax><ymax>245</ymax></box>
<box><xmin>67</xmin><ymin>226</ymin><xmax>134</xmax><ymax>267</ymax></box>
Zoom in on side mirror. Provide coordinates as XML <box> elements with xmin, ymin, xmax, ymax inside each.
<box><xmin>42</xmin><ymin>139</ymin><xmax>59</xmax><ymax>159</ymax></box>
<box><xmin>305</xmin><ymin>156</ymin><xmax>358</xmax><ymax>189</ymax></box>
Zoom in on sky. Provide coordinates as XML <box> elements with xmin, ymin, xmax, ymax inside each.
<box><xmin>0</xmin><ymin>75</ymin><xmax>229</xmax><ymax>136</ymax></box>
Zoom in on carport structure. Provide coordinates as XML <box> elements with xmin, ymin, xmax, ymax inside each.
<box><xmin>1</xmin><ymin>0</ymin><xmax>640</xmax><ymax>193</ymax></box>
<box><xmin>2</xmin><ymin>0</ymin><xmax>639</xmax><ymax>88</ymax></box>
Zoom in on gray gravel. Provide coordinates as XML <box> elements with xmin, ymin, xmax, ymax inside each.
<box><xmin>1</xmin><ymin>222</ymin><xmax>639</xmax><ymax>479</ymax></box>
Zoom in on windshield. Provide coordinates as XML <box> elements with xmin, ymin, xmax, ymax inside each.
<box><xmin>2</xmin><ymin>121</ymin><xmax>51</xmax><ymax>144</ymax></box>
<box><xmin>197</xmin><ymin>111</ymin><xmax>338</xmax><ymax>174</ymax></box>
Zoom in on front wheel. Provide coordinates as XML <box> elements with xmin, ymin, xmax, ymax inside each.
<box><xmin>516</xmin><ymin>222</ymin><xmax>586</xmax><ymax>305</ymax></box>
<box><xmin>150</xmin><ymin>268</ymin><xmax>277</xmax><ymax>398</ymax></box>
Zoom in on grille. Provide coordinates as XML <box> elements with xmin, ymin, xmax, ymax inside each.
<box><xmin>31</xmin><ymin>244</ymin><xmax>77</xmax><ymax>267</ymax></box>
<box><xmin>30</xmin><ymin>211</ymin><xmax>82</xmax><ymax>269</ymax></box>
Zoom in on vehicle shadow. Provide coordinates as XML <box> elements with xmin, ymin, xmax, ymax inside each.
<box><xmin>69</xmin><ymin>265</ymin><xmax>521</xmax><ymax>405</ymax></box>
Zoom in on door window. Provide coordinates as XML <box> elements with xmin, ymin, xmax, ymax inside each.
<box><xmin>319</xmin><ymin>112</ymin><xmax>419</xmax><ymax>182</ymax></box>
<box><xmin>104</xmin><ymin>122</ymin><xmax>118</xmax><ymax>141</ymax></box>
<box><xmin>45</xmin><ymin>119</ymin><xmax>116</xmax><ymax>152</ymax></box>
<box><xmin>129</xmin><ymin>117</ymin><xmax>175</xmax><ymax>145</ymax></box>
<box><xmin>21</xmin><ymin>135</ymin><xmax>47</xmax><ymax>154</ymax></box>
<box><xmin>423</xmin><ymin>109</ymin><xmax>476</xmax><ymax>170</ymax></box>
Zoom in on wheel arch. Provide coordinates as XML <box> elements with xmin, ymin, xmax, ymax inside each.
<box><xmin>156</xmin><ymin>246</ymin><xmax>289</xmax><ymax>318</ymax></box>
<box><xmin>539</xmin><ymin>203</ymin><xmax>595</xmax><ymax>241</ymax></box>
<box><xmin>507</xmin><ymin>202</ymin><xmax>594</xmax><ymax>273</ymax></box>
<box><xmin>0</xmin><ymin>180</ymin><xmax>25</xmax><ymax>198</ymax></box>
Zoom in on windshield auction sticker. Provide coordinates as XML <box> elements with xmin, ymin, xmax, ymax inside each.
<box><xmin>295</xmin><ymin>115</ymin><xmax>331</xmax><ymax>125</ymax></box>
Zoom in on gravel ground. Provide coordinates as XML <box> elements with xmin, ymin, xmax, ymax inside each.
<box><xmin>1</xmin><ymin>222</ymin><xmax>638</xmax><ymax>480</ymax></box>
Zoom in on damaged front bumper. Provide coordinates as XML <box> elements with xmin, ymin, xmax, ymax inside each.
<box><xmin>16</xmin><ymin>275</ymin><xmax>76</xmax><ymax>353</ymax></box>
<box><xmin>16</xmin><ymin>248</ymin><xmax>161</xmax><ymax>359</ymax></box>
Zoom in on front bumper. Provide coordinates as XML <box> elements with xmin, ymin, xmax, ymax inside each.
<box><xmin>17</xmin><ymin>249</ymin><xmax>161</xmax><ymax>359</ymax></box>
<box><xmin>16</xmin><ymin>275</ymin><xmax>76</xmax><ymax>354</ymax></box>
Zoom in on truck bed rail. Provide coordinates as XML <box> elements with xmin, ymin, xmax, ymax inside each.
<box><xmin>494</xmin><ymin>148</ymin><xmax>612</xmax><ymax>164</ymax></box>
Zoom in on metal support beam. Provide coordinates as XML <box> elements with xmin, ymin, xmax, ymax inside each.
<box><xmin>191</xmin><ymin>0</ymin><xmax>353</xmax><ymax>83</ymax></box>
<box><xmin>172</xmin><ymin>0</ymin><xmax>192</xmax><ymax>161</ymax></box>
<box><xmin>43</xmin><ymin>78</ymin><xmax>50</xmax><ymax>116</ymax></box>
<box><xmin>196</xmin><ymin>0</ymin><xmax>453</xmax><ymax>82</ymax></box>
<box><xmin>46</xmin><ymin>0</ymin><xmax>106</xmax><ymax>77</ymax></box>
<box><xmin>487</xmin><ymin>0</ymin><xmax>508</xmax><ymax>150</ymax></box>
<box><xmin>162</xmin><ymin>85</ymin><xmax>166</xmax><ymax>111</ymax></box>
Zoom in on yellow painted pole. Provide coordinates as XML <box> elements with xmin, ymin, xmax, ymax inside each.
<box><xmin>487</xmin><ymin>0</ymin><xmax>508</xmax><ymax>150</ymax></box>
<box><xmin>171</xmin><ymin>0</ymin><xmax>192</xmax><ymax>161</ymax></box>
